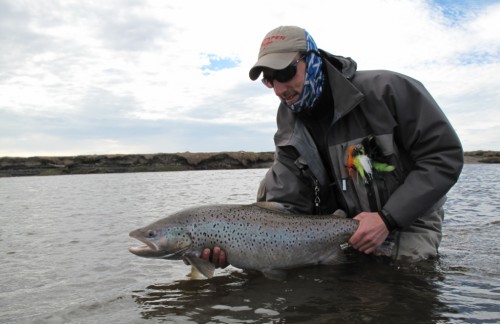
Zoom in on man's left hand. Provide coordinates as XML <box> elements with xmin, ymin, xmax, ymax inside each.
<box><xmin>348</xmin><ymin>212</ymin><xmax>389</xmax><ymax>254</ymax></box>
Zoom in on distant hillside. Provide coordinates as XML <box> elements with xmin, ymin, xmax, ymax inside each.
<box><xmin>463</xmin><ymin>150</ymin><xmax>500</xmax><ymax>164</ymax></box>
<box><xmin>0</xmin><ymin>152</ymin><xmax>274</xmax><ymax>177</ymax></box>
<box><xmin>0</xmin><ymin>150</ymin><xmax>497</xmax><ymax>177</ymax></box>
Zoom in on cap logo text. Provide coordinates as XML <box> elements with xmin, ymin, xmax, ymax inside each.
<box><xmin>261</xmin><ymin>35</ymin><xmax>286</xmax><ymax>48</ymax></box>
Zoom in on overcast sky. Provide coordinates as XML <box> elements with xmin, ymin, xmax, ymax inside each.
<box><xmin>1</xmin><ymin>0</ymin><xmax>499</xmax><ymax>157</ymax></box>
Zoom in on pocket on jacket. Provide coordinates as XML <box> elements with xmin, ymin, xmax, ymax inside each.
<box><xmin>330</xmin><ymin>134</ymin><xmax>403</xmax><ymax>215</ymax></box>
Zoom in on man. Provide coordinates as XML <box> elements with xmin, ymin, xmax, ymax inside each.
<box><xmin>203</xmin><ymin>25</ymin><xmax>463</xmax><ymax>267</ymax></box>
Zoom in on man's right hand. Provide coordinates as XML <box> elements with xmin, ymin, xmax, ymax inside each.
<box><xmin>200</xmin><ymin>246</ymin><xmax>228</xmax><ymax>268</ymax></box>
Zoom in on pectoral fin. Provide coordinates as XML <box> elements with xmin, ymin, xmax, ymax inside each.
<box><xmin>184</xmin><ymin>255</ymin><xmax>216</xmax><ymax>279</ymax></box>
<box><xmin>186</xmin><ymin>265</ymin><xmax>208</xmax><ymax>280</ymax></box>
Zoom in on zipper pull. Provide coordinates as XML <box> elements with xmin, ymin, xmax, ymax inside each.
<box><xmin>314</xmin><ymin>178</ymin><xmax>321</xmax><ymax>207</ymax></box>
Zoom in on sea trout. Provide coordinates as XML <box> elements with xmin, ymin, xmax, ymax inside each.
<box><xmin>129</xmin><ymin>202</ymin><xmax>359</xmax><ymax>280</ymax></box>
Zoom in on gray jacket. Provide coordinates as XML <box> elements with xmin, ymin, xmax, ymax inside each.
<box><xmin>257</xmin><ymin>50</ymin><xmax>463</xmax><ymax>229</ymax></box>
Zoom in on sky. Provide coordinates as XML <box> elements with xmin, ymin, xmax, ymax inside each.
<box><xmin>1</xmin><ymin>0</ymin><xmax>499</xmax><ymax>157</ymax></box>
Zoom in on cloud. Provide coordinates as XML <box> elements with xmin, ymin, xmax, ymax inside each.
<box><xmin>0</xmin><ymin>0</ymin><xmax>499</xmax><ymax>157</ymax></box>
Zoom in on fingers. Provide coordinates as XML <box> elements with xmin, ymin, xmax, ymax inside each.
<box><xmin>349</xmin><ymin>230</ymin><xmax>378</xmax><ymax>253</ymax></box>
<box><xmin>350</xmin><ymin>228</ymin><xmax>384</xmax><ymax>254</ymax></box>
<box><xmin>349</xmin><ymin>212</ymin><xmax>389</xmax><ymax>255</ymax></box>
<box><xmin>212</xmin><ymin>246</ymin><xmax>221</xmax><ymax>264</ymax></box>
<box><xmin>349</xmin><ymin>233</ymin><xmax>376</xmax><ymax>254</ymax></box>
<box><xmin>213</xmin><ymin>246</ymin><xmax>228</xmax><ymax>268</ymax></box>
<box><xmin>200</xmin><ymin>246</ymin><xmax>228</xmax><ymax>268</ymax></box>
<box><xmin>356</xmin><ymin>241</ymin><xmax>378</xmax><ymax>254</ymax></box>
<box><xmin>201</xmin><ymin>248</ymin><xmax>211</xmax><ymax>261</ymax></box>
<box><xmin>216</xmin><ymin>247</ymin><xmax>228</xmax><ymax>269</ymax></box>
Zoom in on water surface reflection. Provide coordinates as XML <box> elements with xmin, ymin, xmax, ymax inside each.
<box><xmin>132</xmin><ymin>256</ymin><xmax>453</xmax><ymax>323</ymax></box>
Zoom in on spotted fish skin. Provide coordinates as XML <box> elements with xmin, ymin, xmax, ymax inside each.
<box><xmin>129</xmin><ymin>203</ymin><xmax>358</xmax><ymax>279</ymax></box>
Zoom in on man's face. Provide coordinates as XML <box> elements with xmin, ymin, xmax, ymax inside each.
<box><xmin>262</xmin><ymin>57</ymin><xmax>306</xmax><ymax>106</ymax></box>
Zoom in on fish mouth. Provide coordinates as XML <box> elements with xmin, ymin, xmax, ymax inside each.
<box><xmin>128</xmin><ymin>232</ymin><xmax>162</xmax><ymax>257</ymax></box>
<box><xmin>128</xmin><ymin>231</ymin><xmax>189</xmax><ymax>259</ymax></box>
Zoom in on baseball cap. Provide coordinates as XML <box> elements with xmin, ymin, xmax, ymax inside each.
<box><xmin>249</xmin><ymin>26</ymin><xmax>307</xmax><ymax>81</ymax></box>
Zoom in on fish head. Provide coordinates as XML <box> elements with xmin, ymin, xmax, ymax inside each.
<box><xmin>129</xmin><ymin>223</ymin><xmax>192</xmax><ymax>259</ymax></box>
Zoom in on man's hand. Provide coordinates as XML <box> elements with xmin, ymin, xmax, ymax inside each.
<box><xmin>201</xmin><ymin>246</ymin><xmax>228</xmax><ymax>268</ymax></box>
<box><xmin>348</xmin><ymin>212</ymin><xmax>389</xmax><ymax>254</ymax></box>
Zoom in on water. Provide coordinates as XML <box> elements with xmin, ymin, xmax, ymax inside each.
<box><xmin>0</xmin><ymin>165</ymin><xmax>499</xmax><ymax>323</ymax></box>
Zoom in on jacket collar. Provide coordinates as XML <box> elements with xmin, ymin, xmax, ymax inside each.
<box><xmin>274</xmin><ymin>51</ymin><xmax>364</xmax><ymax>146</ymax></box>
<box><xmin>320</xmin><ymin>50</ymin><xmax>364</xmax><ymax>124</ymax></box>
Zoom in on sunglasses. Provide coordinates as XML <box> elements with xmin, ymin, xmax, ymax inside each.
<box><xmin>261</xmin><ymin>54</ymin><xmax>306</xmax><ymax>88</ymax></box>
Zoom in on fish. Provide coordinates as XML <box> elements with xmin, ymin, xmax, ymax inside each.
<box><xmin>128</xmin><ymin>202</ymin><xmax>359</xmax><ymax>280</ymax></box>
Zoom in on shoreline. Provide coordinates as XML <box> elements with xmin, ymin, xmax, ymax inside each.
<box><xmin>0</xmin><ymin>151</ymin><xmax>275</xmax><ymax>177</ymax></box>
<box><xmin>0</xmin><ymin>150</ymin><xmax>498</xmax><ymax>178</ymax></box>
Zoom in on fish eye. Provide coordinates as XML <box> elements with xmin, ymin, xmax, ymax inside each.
<box><xmin>147</xmin><ymin>230</ymin><xmax>155</xmax><ymax>238</ymax></box>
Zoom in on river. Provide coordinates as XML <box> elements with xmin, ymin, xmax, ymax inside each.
<box><xmin>0</xmin><ymin>165</ymin><xmax>499</xmax><ymax>323</ymax></box>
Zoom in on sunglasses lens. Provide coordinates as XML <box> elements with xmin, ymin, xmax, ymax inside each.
<box><xmin>274</xmin><ymin>65</ymin><xmax>297</xmax><ymax>83</ymax></box>
<box><xmin>261</xmin><ymin>54</ymin><xmax>305</xmax><ymax>87</ymax></box>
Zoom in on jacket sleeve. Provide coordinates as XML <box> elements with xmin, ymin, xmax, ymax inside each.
<box><xmin>380</xmin><ymin>73</ymin><xmax>464</xmax><ymax>229</ymax></box>
<box><xmin>257</xmin><ymin>146</ymin><xmax>317</xmax><ymax>214</ymax></box>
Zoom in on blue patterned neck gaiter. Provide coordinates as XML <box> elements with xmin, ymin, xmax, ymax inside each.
<box><xmin>286</xmin><ymin>31</ymin><xmax>325</xmax><ymax>113</ymax></box>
